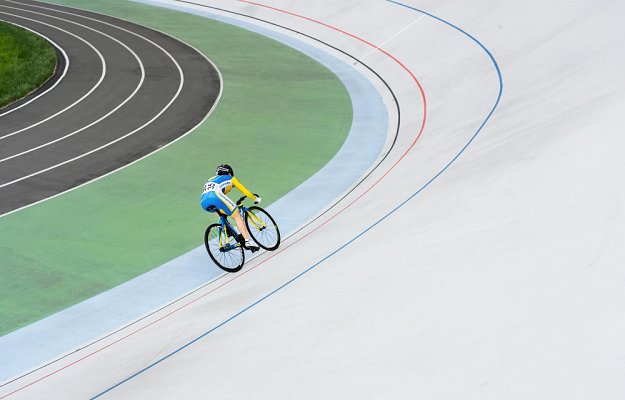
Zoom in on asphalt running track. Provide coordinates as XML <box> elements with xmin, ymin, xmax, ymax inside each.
<box><xmin>0</xmin><ymin>0</ymin><xmax>220</xmax><ymax>216</ymax></box>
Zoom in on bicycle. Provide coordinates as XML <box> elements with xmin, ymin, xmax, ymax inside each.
<box><xmin>204</xmin><ymin>195</ymin><xmax>281</xmax><ymax>273</ymax></box>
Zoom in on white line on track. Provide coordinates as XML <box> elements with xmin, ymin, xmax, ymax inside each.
<box><xmin>0</xmin><ymin>6</ymin><xmax>146</xmax><ymax>164</ymax></box>
<box><xmin>0</xmin><ymin>3</ymin><xmax>222</xmax><ymax>219</ymax></box>
<box><xmin>0</xmin><ymin>9</ymin><xmax>105</xmax><ymax>141</ymax></box>
<box><xmin>358</xmin><ymin>13</ymin><xmax>426</xmax><ymax>63</ymax></box>
<box><xmin>0</xmin><ymin>20</ymin><xmax>69</xmax><ymax>118</ymax></box>
<box><xmin>0</xmin><ymin>1</ymin><xmax>184</xmax><ymax>189</ymax></box>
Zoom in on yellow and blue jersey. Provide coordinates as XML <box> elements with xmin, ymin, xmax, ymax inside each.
<box><xmin>200</xmin><ymin>175</ymin><xmax>256</xmax><ymax>215</ymax></box>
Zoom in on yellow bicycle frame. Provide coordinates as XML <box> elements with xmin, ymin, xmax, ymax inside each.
<box><xmin>246</xmin><ymin>209</ymin><xmax>267</xmax><ymax>231</ymax></box>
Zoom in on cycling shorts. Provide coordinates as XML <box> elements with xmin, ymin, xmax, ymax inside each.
<box><xmin>200</xmin><ymin>190</ymin><xmax>237</xmax><ymax>216</ymax></box>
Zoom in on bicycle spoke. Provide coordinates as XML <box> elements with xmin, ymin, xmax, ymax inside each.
<box><xmin>205</xmin><ymin>223</ymin><xmax>244</xmax><ymax>272</ymax></box>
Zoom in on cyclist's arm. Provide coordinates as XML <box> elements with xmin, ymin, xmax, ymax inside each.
<box><xmin>232</xmin><ymin>177</ymin><xmax>257</xmax><ymax>201</ymax></box>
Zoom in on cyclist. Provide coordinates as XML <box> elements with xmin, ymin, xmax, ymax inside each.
<box><xmin>201</xmin><ymin>164</ymin><xmax>261</xmax><ymax>250</ymax></box>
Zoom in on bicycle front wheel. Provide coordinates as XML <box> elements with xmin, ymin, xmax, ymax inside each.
<box><xmin>204</xmin><ymin>223</ymin><xmax>245</xmax><ymax>273</ymax></box>
<box><xmin>245</xmin><ymin>206</ymin><xmax>280</xmax><ymax>251</ymax></box>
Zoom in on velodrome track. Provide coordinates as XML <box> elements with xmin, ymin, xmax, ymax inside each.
<box><xmin>2</xmin><ymin>0</ymin><xmax>625</xmax><ymax>399</ymax></box>
<box><xmin>0</xmin><ymin>0</ymin><xmax>219</xmax><ymax>216</ymax></box>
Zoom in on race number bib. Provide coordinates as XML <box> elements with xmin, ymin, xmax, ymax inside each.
<box><xmin>202</xmin><ymin>182</ymin><xmax>216</xmax><ymax>194</ymax></box>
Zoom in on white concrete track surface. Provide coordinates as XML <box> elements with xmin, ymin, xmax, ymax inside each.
<box><xmin>3</xmin><ymin>0</ymin><xmax>625</xmax><ymax>398</ymax></box>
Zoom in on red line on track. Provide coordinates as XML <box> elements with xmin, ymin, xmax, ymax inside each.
<box><xmin>238</xmin><ymin>0</ymin><xmax>427</xmax><ymax>232</ymax></box>
<box><xmin>2</xmin><ymin>2</ymin><xmax>427</xmax><ymax>398</ymax></box>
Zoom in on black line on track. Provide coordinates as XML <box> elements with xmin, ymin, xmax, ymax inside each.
<box><xmin>172</xmin><ymin>0</ymin><xmax>402</xmax><ymax>242</ymax></box>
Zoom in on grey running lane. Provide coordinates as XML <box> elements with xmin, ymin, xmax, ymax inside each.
<box><xmin>0</xmin><ymin>0</ymin><xmax>220</xmax><ymax>215</ymax></box>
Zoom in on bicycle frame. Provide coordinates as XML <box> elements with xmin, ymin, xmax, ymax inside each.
<box><xmin>216</xmin><ymin>214</ymin><xmax>242</xmax><ymax>252</ymax></box>
<box><xmin>213</xmin><ymin>196</ymin><xmax>269</xmax><ymax>252</ymax></box>
<box><xmin>204</xmin><ymin>195</ymin><xmax>280</xmax><ymax>273</ymax></box>
<box><xmin>242</xmin><ymin>205</ymin><xmax>268</xmax><ymax>232</ymax></box>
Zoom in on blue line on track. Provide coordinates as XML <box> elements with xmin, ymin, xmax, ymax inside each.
<box><xmin>92</xmin><ymin>2</ymin><xmax>503</xmax><ymax>397</ymax></box>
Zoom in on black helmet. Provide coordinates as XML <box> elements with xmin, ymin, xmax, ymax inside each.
<box><xmin>216</xmin><ymin>164</ymin><xmax>234</xmax><ymax>176</ymax></box>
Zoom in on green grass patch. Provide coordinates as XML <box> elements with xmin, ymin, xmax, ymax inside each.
<box><xmin>0</xmin><ymin>21</ymin><xmax>57</xmax><ymax>108</ymax></box>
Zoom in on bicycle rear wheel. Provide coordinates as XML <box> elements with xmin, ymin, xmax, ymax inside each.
<box><xmin>245</xmin><ymin>206</ymin><xmax>280</xmax><ymax>251</ymax></box>
<box><xmin>204</xmin><ymin>223</ymin><xmax>245</xmax><ymax>272</ymax></box>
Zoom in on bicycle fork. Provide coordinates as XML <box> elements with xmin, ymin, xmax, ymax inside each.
<box><xmin>246</xmin><ymin>210</ymin><xmax>266</xmax><ymax>232</ymax></box>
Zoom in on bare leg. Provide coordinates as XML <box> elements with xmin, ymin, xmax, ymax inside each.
<box><xmin>232</xmin><ymin>209</ymin><xmax>251</xmax><ymax>240</ymax></box>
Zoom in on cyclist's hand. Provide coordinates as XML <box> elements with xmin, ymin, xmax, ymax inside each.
<box><xmin>254</xmin><ymin>195</ymin><xmax>262</xmax><ymax>204</ymax></box>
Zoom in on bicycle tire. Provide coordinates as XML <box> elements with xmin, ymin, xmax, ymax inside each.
<box><xmin>244</xmin><ymin>206</ymin><xmax>281</xmax><ymax>251</ymax></box>
<box><xmin>204</xmin><ymin>223</ymin><xmax>245</xmax><ymax>273</ymax></box>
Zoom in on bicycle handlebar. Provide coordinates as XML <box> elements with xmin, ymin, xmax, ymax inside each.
<box><xmin>236</xmin><ymin>193</ymin><xmax>260</xmax><ymax>206</ymax></box>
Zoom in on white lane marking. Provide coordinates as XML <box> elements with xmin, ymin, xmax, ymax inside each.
<box><xmin>357</xmin><ymin>14</ymin><xmax>426</xmax><ymax>63</ymax></box>
<box><xmin>0</xmin><ymin>7</ymin><xmax>146</xmax><ymax>164</ymax></box>
<box><xmin>0</xmin><ymin>1</ymin><xmax>222</xmax><ymax>218</ymax></box>
<box><xmin>0</xmin><ymin>10</ymin><xmax>105</xmax><ymax>141</ymax></box>
<box><xmin>0</xmin><ymin>4</ymin><xmax>186</xmax><ymax>189</ymax></box>
<box><xmin>0</xmin><ymin>20</ymin><xmax>69</xmax><ymax>117</ymax></box>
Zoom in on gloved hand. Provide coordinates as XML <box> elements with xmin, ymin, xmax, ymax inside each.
<box><xmin>254</xmin><ymin>195</ymin><xmax>262</xmax><ymax>204</ymax></box>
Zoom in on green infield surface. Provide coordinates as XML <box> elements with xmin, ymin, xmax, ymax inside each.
<box><xmin>0</xmin><ymin>0</ymin><xmax>352</xmax><ymax>335</ymax></box>
<box><xmin>0</xmin><ymin>20</ymin><xmax>57</xmax><ymax>108</ymax></box>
